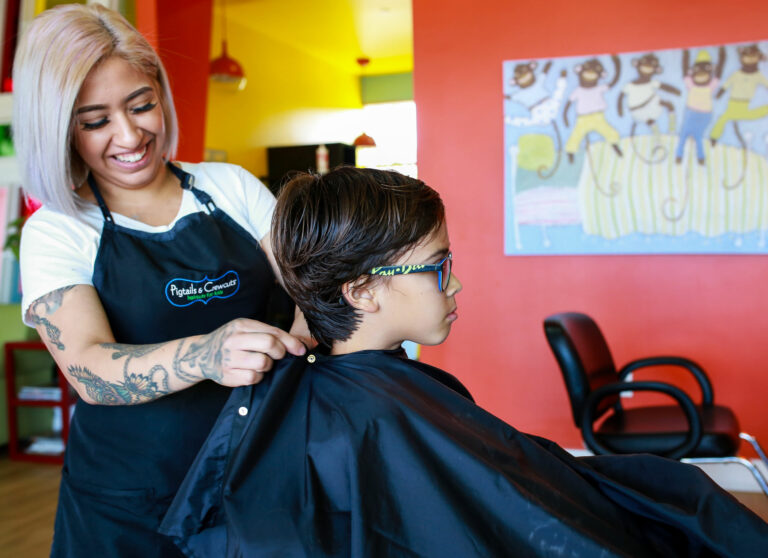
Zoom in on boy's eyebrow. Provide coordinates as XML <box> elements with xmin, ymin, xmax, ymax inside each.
<box><xmin>426</xmin><ymin>247</ymin><xmax>450</xmax><ymax>261</ymax></box>
<box><xmin>76</xmin><ymin>86</ymin><xmax>154</xmax><ymax>114</ymax></box>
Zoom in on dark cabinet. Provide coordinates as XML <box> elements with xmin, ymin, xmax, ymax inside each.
<box><xmin>266</xmin><ymin>143</ymin><xmax>355</xmax><ymax>194</ymax></box>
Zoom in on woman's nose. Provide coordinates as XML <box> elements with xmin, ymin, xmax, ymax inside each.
<box><xmin>113</xmin><ymin>113</ymin><xmax>142</xmax><ymax>147</ymax></box>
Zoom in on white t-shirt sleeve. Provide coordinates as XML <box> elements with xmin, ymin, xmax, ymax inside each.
<box><xmin>19</xmin><ymin>208</ymin><xmax>101</xmax><ymax>326</ymax></box>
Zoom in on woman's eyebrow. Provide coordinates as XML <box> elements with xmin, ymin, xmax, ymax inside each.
<box><xmin>124</xmin><ymin>86</ymin><xmax>154</xmax><ymax>103</ymax></box>
<box><xmin>75</xmin><ymin>104</ymin><xmax>107</xmax><ymax>115</ymax></box>
<box><xmin>75</xmin><ymin>86</ymin><xmax>154</xmax><ymax>114</ymax></box>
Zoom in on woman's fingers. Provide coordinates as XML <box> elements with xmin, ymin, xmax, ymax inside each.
<box><xmin>225</xmin><ymin>343</ymin><xmax>279</xmax><ymax>372</ymax></box>
<box><xmin>214</xmin><ymin>319</ymin><xmax>308</xmax><ymax>386</ymax></box>
<box><xmin>230</xmin><ymin>319</ymin><xmax>307</xmax><ymax>357</ymax></box>
<box><xmin>262</xmin><ymin>327</ymin><xmax>307</xmax><ymax>357</ymax></box>
<box><xmin>227</xmin><ymin>331</ymin><xmax>287</xmax><ymax>361</ymax></box>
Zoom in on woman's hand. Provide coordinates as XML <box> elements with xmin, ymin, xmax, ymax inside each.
<box><xmin>197</xmin><ymin>318</ymin><xmax>307</xmax><ymax>387</ymax></box>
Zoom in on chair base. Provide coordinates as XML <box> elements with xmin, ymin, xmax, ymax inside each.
<box><xmin>740</xmin><ymin>432</ymin><xmax>768</xmax><ymax>471</ymax></box>
<box><xmin>682</xmin><ymin>432</ymin><xmax>768</xmax><ymax>497</ymax></box>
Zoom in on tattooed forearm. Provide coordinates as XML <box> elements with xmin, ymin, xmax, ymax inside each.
<box><xmin>145</xmin><ymin>365</ymin><xmax>171</xmax><ymax>393</ymax></box>
<box><xmin>68</xmin><ymin>365</ymin><xmax>129</xmax><ymax>404</ymax></box>
<box><xmin>67</xmin><ymin>364</ymin><xmax>170</xmax><ymax>405</ymax></box>
<box><xmin>173</xmin><ymin>323</ymin><xmax>232</xmax><ymax>383</ymax></box>
<box><xmin>99</xmin><ymin>342</ymin><xmax>172</xmax><ymax>392</ymax></box>
<box><xmin>27</xmin><ymin>286</ymin><xmax>76</xmax><ymax>350</ymax></box>
<box><xmin>100</xmin><ymin>342</ymin><xmax>169</xmax><ymax>360</ymax></box>
<box><xmin>69</xmin><ymin>342</ymin><xmax>173</xmax><ymax>404</ymax></box>
<box><xmin>29</xmin><ymin>316</ymin><xmax>65</xmax><ymax>350</ymax></box>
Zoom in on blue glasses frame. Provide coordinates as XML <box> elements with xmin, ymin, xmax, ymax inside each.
<box><xmin>369</xmin><ymin>253</ymin><xmax>452</xmax><ymax>292</ymax></box>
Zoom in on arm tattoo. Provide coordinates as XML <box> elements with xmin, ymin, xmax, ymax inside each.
<box><xmin>173</xmin><ymin>323</ymin><xmax>232</xmax><ymax>383</ymax></box>
<box><xmin>30</xmin><ymin>316</ymin><xmax>65</xmax><ymax>351</ymax></box>
<box><xmin>29</xmin><ymin>290</ymin><xmax>177</xmax><ymax>404</ymax></box>
<box><xmin>67</xmin><ymin>363</ymin><xmax>170</xmax><ymax>405</ymax></box>
<box><xmin>68</xmin><ymin>365</ymin><xmax>129</xmax><ymax>404</ymax></box>
<box><xmin>100</xmin><ymin>342</ymin><xmax>168</xmax><ymax>360</ymax></box>
<box><xmin>27</xmin><ymin>286</ymin><xmax>76</xmax><ymax>350</ymax></box>
<box><xmin>68</xmin><ymin>342</ymin><xmax>172</xmax><ymax>404</ymax></box>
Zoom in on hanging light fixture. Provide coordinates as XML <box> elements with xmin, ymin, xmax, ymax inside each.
<box><xmin>353</xmin><ymin>57</ymin><xmax>376</xmax><ymax>147</ymax></box>
<box><xmin>353</xmin><ymin>132</ymin><xmax>376</xmax><ymax>147</ymax></box>
<box><xmin>210</xmin><ymin>0</ymin><xmax>246</xmax><ymax>91</ymax></box>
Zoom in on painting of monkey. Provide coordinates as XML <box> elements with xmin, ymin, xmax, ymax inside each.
<box><xmin>503</xmin><ymin>41</ymin><xmax>768</xmax><ymax>256</ymax></box>
<box><xmin>504</xmin><ymin>60</ymin><xmax>568</xmax><ymax>177</ymax></box>
<box><xmin>505</xmin><ymin>61</ymin><xmax>567</xmax><ymax>127</ymax></box>
<box><xmin>711</xmin><ymin>44</ymin><xmax>768</xmax><ymax>146</ymax></box>
<box><xmin>675</xmin><ymin>47</ymin><xmax>725</xmax><ymax>164</ymax></box>
<box><xmin>563</xmin><ymin>56</ymin><xmax>622</xmax><ymax>163</ymax></box>
<box><xmin>617</xmin><ymin>53</ymin><xmax>680</xmax><ymax>162</ymax></box>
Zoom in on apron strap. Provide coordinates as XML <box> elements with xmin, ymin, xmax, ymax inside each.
<box><xmin>87</xmin><ymin>162</ymin><xmax>219</xmax><ymax>223</ymax></box>
<box><xmin>168</xmin><ymin>163</ymin><xmax>217</xmax><ymax>214</ymax></box>
<box><xmin>86</xmin><ymin>172</ymin><xmax>115</xmax><ymax>224</ymax></box>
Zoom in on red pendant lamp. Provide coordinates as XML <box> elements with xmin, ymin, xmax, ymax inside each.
<box><xmin>210</xmin><ymin>0</ymin><xmax>246</xmax><ymax>90</ymax></box>
<box><xmin>353</xmin><ymin>132</ymin><xmax>376</xmax><ymax>147</ymax></box>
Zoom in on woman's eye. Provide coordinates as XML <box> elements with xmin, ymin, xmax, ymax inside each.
<box><xmin>131</xmin><ymin>102</ymin><xmax>157</xmax><ymax>114</ymax></box>
<box><xmin>81</xmin><ymin>118</ymin><xmax>108</xmax><ymax>130</ymax></box>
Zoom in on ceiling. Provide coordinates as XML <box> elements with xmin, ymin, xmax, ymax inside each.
<box><xmin>223</xmin><ymin>0</ymin><xmax>413</xmax><ymax>75</ymax></box>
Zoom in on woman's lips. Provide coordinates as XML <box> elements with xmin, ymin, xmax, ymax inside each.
<box><xmin>110</xmin><ymin>141</ymin><xmax>152</xmax><ymax>170</ymax></box>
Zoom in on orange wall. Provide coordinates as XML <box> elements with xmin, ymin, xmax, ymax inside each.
<box><xmin>136</xmin><ymin>0</ymin><xmax>211</xmax><ymax>163</ymax></box>
<box><xmin>413</xmin><ymin>0</ymin><xmax>768</xmax><ymax>452</ymax></box>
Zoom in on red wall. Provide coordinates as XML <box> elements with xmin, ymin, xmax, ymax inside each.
<box><xmin>413</xmin><ymin>0</ymin><xmax>768</xmax><ymax>452</ymax></box>
<box><xmin>136</xmin><ymin>0</ymin><xmax>211</xmax><ymax>162</ymax></box>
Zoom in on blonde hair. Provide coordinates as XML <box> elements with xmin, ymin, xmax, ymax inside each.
<box><xmin>12</xmin><ymin>3</ymin><xmax>178</xmax><ymax>217</ymax></box>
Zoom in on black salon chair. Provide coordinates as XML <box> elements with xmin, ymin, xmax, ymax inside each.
<box><xmin>543</xmin><ymin>311</ymin><xmax>768</xmax><ymax>495</ymax></box>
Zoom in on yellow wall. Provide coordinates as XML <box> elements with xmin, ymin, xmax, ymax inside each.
<box><xmin>206</xmin><ymin>18</ymin><xmax>363</xmax><ymax>179</ymax></box>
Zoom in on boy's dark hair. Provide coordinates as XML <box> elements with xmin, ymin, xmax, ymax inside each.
<box><xmin>272</xmin><ymin>166</ymin><xmax>445</xmax><ymax>347</ymax></box>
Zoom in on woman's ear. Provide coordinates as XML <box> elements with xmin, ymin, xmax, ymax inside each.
<box><xmin>341</xmin><ymin>278</ymin><xmax>380</xmax><ymax>313</ymax></box>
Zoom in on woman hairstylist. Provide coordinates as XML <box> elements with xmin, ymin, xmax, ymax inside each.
<box><xmin>13</xmin><ymin>4</ymin><xmax>307</xmax><ymax>557</ymax></box>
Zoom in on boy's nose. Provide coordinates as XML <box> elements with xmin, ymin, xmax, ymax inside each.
<box><xmin>447</xmin><ymin>273</ymin><xmax>462</xmax><ymax>295</ymax></box>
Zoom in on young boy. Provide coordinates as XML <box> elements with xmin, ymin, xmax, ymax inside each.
<box><xmin>272</xmin><ymin>166</ymin><xmax>461</xmax><ymax>354</ymax></box>
<box><xmin>161</xmin><ymin>167</ymin><xmax>767</xmax><ymax>557</ymax></box>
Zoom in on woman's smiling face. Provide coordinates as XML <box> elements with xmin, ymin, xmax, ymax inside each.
<box><xmin>73</xmin><ymin>56</ymin><xmax>166</xmax><ymax>193</ymax></box>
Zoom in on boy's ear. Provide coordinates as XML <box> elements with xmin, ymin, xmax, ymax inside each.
<box><xmin>341</xmin><ymin>278</ymin><xmax>380</xmax><ymax>313</ymax></box>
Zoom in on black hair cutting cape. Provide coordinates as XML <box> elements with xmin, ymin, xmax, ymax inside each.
<box><xmin>159</xmin><ymin>349</ymin><xmax>767</xmax><ymax>557</ymax></box>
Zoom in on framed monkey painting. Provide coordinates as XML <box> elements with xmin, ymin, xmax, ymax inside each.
<box><xmin>503</xmin><ymin>41</ymin><xmax>768</xmax><ymax>255</ymax></box>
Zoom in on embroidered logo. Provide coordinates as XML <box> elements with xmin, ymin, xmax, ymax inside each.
<box><xmin>165</xmin><ymin>271</ymin><xmax>240</xmax><ymax>307</ymax></box>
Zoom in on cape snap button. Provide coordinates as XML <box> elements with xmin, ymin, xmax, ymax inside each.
<box><xmin>238</xmin><ymin>406</ymin><xmax>248</xmax><ymax>416</ymax></box>
<box><xmin>307</xmin><ymin>354</ymin><xmax>316</xmax><ymax>363</ymax></box>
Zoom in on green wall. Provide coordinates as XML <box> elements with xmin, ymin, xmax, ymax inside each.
<box><xmin>361</xmin><ymin>72</ymin><xmax>413</xmax><ymax>104</ymax></box>
<box><xmin>0</xmin><ymin>304</ymin><xmax>52</xmax><ymax>446</ymax></box>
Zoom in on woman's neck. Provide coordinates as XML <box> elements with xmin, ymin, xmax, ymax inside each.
<box><xmin>77</xmin><ymin>164</ymin><xmax>183</xmax><ymax>226</ymax></box>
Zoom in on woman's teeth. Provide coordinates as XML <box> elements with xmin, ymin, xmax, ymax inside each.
<box><xmin>115</xmin><ymin>146</ymin><xmax>147</xmax><ymax>163</ymax></box>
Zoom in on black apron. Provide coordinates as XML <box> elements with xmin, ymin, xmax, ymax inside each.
<box><xmin>51</xmin><ymin>164</ymin><xmax>276</xmax><ymax>557</ymax></box>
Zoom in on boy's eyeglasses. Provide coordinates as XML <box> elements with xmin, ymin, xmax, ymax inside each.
<box><xmin>369</xmin><ymin>253</ymin><xmax>452</xmax><ymax>292</ymax></box>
